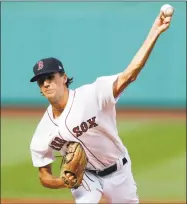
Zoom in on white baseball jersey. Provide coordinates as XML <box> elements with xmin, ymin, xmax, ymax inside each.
<box><xmin>30</xmin><ymin>74</ymin><xmax>128</xmax><ymax>170</ymax></box>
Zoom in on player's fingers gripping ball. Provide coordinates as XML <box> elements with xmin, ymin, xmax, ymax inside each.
<box><xmin>60</xmin><ymin>142</ymin><xmax>88</xmax><ymax>188</ymax></box>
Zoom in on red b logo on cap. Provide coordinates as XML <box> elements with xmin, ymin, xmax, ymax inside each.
<box><xmin>37</xmin><ymin>61</ymin><xmax>44</xmax><ymax>70</ymax></box>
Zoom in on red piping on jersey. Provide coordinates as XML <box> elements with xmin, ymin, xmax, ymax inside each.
<box><xmin>85</xmin><ymin>172</ymin><xmax>94</xmax><ymax>182</ymax></box>
<box><xmin>82</xmin><ymin>179</ymin><xmax>91</xmax><ymax>192</ymax></box>
<box><xmin>47</xmin><ymin>109</ymin><xmax>58</xmax><ymax>127</ymax></box>
<box><xmin>65</xmin><ymin>90</ymin><xmax>107</xmax><ymax>169</ymax></box>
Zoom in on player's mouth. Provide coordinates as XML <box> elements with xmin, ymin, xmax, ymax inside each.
<box><xmin>45</xmin><ymin>89</ymin><xmax>54</xmax><ymax>94</ymax></box>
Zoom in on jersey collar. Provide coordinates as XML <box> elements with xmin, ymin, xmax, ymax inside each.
<box><xmin>47</xmin><ymin>89</ymin><xmax>75</xmax><ymax>126</ymax></box>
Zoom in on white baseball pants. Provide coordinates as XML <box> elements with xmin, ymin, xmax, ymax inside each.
<box><xmin>71</xmin><ymin>153</ymin><xmax>139</xmax><ymax>204</ymax></box>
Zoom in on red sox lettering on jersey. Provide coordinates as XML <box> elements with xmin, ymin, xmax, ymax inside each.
<box><xmin>72</xmin><ymin>117</ymin><xmax>98</xmax><ymax>137</ymax></box>
<box><xmin>49</xmin><ymin>136</ymin><xmax>67</xmax><ymax>151</ymax></box>
<box><xmin>49</xmin><ymin>117</ymin><xmax>98</xmax><ymax>151</ymax></box>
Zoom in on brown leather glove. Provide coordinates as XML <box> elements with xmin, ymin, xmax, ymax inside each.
<box><xmin>60</xmin><ymin>142</ymin><xmax>88</xmax><ymax>188</ymax></box>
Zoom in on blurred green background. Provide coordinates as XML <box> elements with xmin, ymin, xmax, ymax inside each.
<box><xmin>1</xmin><ymin>1</ymin><xmax>186</xmax><ymax>203</ymax></box>
<box><xmin>1</xmin><ymin>116</ymin><xmax>186</xmax><ymax>201</ymax></box>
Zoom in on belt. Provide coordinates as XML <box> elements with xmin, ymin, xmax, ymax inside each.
<box><xmin>87</xmin><ymin>157</ymin><xmax>127</xmax><ymax>177</ymax></box>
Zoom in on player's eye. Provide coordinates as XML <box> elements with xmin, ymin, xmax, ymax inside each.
<box><xmin>37</xmin><ymin>76</ymin><xmax>45</xmax><ymax>86</ymax></box>
<box><xmin>37</xmin><ymin>73</ymin><xmax>55</xmax><ymax>85</ymax></box>
<box><xmin>46</xmin><ymin>74</ymin><xmax>55</xmax><ymax>81</ymax></box>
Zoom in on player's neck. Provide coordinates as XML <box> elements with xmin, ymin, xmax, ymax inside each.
<box><xmin>51</xmin><ymin>88</ymin><xmax>69</xmax><ymax>118</ymax></box>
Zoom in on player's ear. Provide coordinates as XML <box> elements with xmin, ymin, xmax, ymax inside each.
<box><xmin>63</xmin><ymin>73</ymin><xmax>68</xmax><ymax>84</ymax></box>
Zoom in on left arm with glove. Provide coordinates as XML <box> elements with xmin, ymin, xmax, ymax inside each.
<box><xmin>39</xmin><ymin>163</ymin><xmax>76</xmax><ymax>189</ymax></box>
<box><xmin>39</xmin><ymin>142</ymin><xmax>87</xmax><ymax>189</ymax></box>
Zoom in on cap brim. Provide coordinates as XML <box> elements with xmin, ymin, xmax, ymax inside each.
<box><xmin>30</xmin><ymin>71</ymin><xmax>58</xmax><ymax>82</ymax></box>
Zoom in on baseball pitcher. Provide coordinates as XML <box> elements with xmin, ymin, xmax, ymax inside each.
<box><xmin>30</xmin><ymin>9</ymin><xmax>173</xmax><ymax>203</ymax></box>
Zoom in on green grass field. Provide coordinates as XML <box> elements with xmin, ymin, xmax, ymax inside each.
<box><xmin>1</xmin><ymin>116</ymin><xmax>186</xmax><ymax>201</ymax></box>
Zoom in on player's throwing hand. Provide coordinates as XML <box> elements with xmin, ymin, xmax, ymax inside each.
<box><xmin>151</xmin><ymin>7</ymin><xmax>174</xmax><ymax>35</ymax></box>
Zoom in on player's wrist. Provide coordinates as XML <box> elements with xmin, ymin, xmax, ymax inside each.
<box><xmin>56</xmin><ymin>177</ymin><xmax>68</xmax><ymax>188</ymax></box>
<box><xmin>146</xmin><ymin>29</ymin><xmax>160</xmax><ymax>43</ymax></box>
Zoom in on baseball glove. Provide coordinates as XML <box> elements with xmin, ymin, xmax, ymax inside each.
<box><xmin>60</xmin><ymin>142</ymin><xmax>87</xmax><ymax>189</ymax></box>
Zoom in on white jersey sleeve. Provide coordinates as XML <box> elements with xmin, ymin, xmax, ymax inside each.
<box><xmin>30</xmin><ymin>146</ymin><xmax>54</xmax><ymax>168</ymax></box>
<box><xmin>30</xmin><ymin>109</ymin><xmax>57</xmax><ymax>167</ymax></box>
<box><xmin>94</xmin><ymin>74</ymin><xmax>120</xmax><ymax>108</ymax></box>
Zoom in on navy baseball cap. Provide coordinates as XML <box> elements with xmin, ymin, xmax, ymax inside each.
<box><xmin>30</xmin><ymin>57</ymin><xmax>65</xmax><ymax>82</ymax></box>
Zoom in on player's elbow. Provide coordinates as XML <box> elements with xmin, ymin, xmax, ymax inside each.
<box><xmin>121</xmin><ymin>68</ymin><xmax>140</xmax><ymax>85</ymax></box>
<box><xmin>125</xmin><ymin>73</ymin><xmax>137</xmax><ymax>85</ymax></box>
<box><xmin>39</xmin><ymin>175</ymin><xmax>49</xmax><ymax>188</ymax></box>
<box><xmin>130</xmin><ymin>75</ymin><xmax>137</xmax><ymax>82</ymax></box>
<box><xmin>39</xmin><ymin>171</ymin><xmax>53</xmax><ymax>188</ymax></box>
<box><xmin>128</xmin><ymin>69</ymin><xmax>141</xmax><ymax>83</ymax></box>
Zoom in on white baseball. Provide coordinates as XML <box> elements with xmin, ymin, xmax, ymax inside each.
<box><xmin>160</xmin><ymin>4</ymin><xmax>174</xmax><ymax>17</ymax></box>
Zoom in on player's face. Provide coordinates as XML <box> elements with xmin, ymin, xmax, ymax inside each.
<box><xmin>37</xmin><ymin>72</ymin><xmax>67</xmax><ymax>102</ymax></box>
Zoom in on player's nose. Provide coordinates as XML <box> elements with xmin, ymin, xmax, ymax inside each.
<box><xmin>43</xmin><ymin>80</ymin><xmax>50</xmax><ymax>87</ymax></box>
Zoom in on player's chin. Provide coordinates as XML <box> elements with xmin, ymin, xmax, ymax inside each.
<box><xmin>45</xmin><ymin>92</ymin><xmax>56</xmax><ymax>100</ymax></box>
